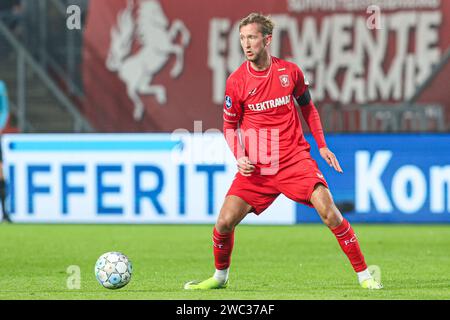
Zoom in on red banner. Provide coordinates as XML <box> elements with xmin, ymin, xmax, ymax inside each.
<box><xmin>82</xmin><ymin>0</ymin><xmax>450</xmax><ymax>132</ymax></box>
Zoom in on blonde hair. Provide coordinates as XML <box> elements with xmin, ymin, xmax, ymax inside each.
<box><xmin>239</xmin><ymin>13</ymin><xmax>274</xmax><ymax>36</ymax></box>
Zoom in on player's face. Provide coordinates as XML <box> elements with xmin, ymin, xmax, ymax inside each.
<box><xmin>239</xmin><ymin>23</ymin><xmax>271</xmax><ymax>63</ymax></box>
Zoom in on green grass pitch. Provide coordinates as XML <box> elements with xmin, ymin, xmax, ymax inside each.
<box><xmin>0</xmin><ymin>223</ymin><xmax>449</xmax><ymax>300</ymax></box>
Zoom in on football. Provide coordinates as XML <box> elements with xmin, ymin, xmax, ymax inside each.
<box><xmin>94</xmin><ymin>252</ymin><xmax>133</xmax><ymax>289</ymax></box>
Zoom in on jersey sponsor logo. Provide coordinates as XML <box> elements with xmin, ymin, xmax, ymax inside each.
<box><xmin>279</xmin><ymin>75</ymin><xmax>290</xmax><ymax>87</ymax></box>
<box><xmin>248</xmin><ymin>95</ymin><xmax>291</xmax><ymax>111</ymax></box>
<box><xmin>225</xmin><ymin>95</ymin><xmax>232</xmax><ymax>109</ymax></box>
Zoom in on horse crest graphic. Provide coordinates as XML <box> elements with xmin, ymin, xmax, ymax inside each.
<box><xmin>106</xmin><ymin>0</ymin><xmax>191</xmax><ymax>120</ymax></box>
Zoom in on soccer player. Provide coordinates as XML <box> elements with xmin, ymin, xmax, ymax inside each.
<box><xmin>185</xmin><ymin>13</ymin><xmax>382</xmax><ymax>290</ymax></box>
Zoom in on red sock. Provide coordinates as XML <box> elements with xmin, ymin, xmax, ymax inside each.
<box><xmin>330</xmin><ymin>219</ymin><xmax>367</xmax><ymax>272</ymax></box>
<box><xmin>213</xmin><ymin>227</ymin><xmax>234</xmax><ymax>270</ymax></box>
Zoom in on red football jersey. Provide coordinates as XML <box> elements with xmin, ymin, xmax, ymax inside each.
<box><xmin>223</xmin><ymin>56</ymin><xmax>323</xmax><ymax>169</ymax></box>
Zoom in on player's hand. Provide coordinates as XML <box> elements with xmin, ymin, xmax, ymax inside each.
<box><xmin>319</xmin><ymin>147</ymin><xmax>343</xmax><ymax>173</ymax></box>
<box><xmin>237</xmin><ymin>156</ymin><xmax>255</xmax><ymax>176</ymax></box>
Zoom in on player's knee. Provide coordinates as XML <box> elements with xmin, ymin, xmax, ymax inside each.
<box><xmin>216</xmin><ymin>210</ymin><xmax>238</xmax><ymax>233</ymax></box>
<box><xmin>321</xmin><ymin>205</ymin><xmax>342</xmax><ymax>228</ymax></box>
<box><xmin>216</xmin><ymin>217</ymin><xmax>235</xmax><ymax>233</ymax></box>
<box><xmin>322</xmin><ymin>214</ymin><xmax>337</xmax><ymax>228</ymax></box>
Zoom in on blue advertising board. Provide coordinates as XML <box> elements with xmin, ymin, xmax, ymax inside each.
<box><xmin>300</xmin><ymin>134</ymin><xmax>450</xmax><ymax>223</ymax></box>
<box><xmin>1</xmin><ymin>133</ymin><xmax>295</xmax><ymax>224</ymax></box>
<box><xmin>2</xmin><ymin>133</ymin><xmax>449</xmax><ymax>224</ymax></box>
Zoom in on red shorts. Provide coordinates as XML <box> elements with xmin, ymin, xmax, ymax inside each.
<box><xmin>226</xmin><ymin>155</ymin><xmax>328</xmax><ymax>215</ymax></box>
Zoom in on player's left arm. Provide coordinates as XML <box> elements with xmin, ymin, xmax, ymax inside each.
<box><xmin>293</xmin><ymin>67</ymin><xmax>343</xmax><ymax>173</ymax></box>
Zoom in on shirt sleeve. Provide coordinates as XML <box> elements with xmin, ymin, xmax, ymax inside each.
<box><xmin>223</xmin><ymin>77</ymin><xmax>243</xmax><ymax>124</ymax></box>
<box><xmin>292</xmin><ymin>65</ymin><xmax>327</xmax><ymax>149</ymax></box>
<box><xmin>292</xmin><ymin>65</ymin><xmax>309</xmax><ymax>100</ymax></box>
<box><xmin>300</xmin><ymin>102</ymin><xmax>327</xmax><ymax>149</ymax></box>
<box><xmin>222</xmin><ymin>77</ymin><xmax>245</xmax><ymax>159</ymax></box>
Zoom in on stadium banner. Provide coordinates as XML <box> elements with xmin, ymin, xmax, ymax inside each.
<box><xmin>82</xmin><ymin>0</ymin><xmax>450</xmax><ymax>132</ymax></box>
<box><xmin>1</xmin><ymin>133</ymin><xmax>295</xmax><ymax>224</ymax></box>
<box><xmin>302</xmin><ymin>134</ymin><xmax>450</xmax><ymax>223</ymax></box>
<box><xmin>2</xmin><ymin>133</ymin><xmax>450</xmax><ymax>224</ymax></box>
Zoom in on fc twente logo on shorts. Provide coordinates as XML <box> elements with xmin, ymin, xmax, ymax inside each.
<box><xmin>279</xmin><ymin>75</ymin><xmax>290</xmax><ymax>87</ymax></box>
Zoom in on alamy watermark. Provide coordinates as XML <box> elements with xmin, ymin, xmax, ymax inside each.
<box><xmin>66</xmin><ymin>5</ymin><xmax>81</xmax><ymax>30</ymax></box>
<box><xmin>170</xmin><ymin>121</ymin><xmax>280</xmax><ymax>175</ymax></box>
<box><xmin>366</xmin><ymin>5</ymin><xmax>383</xmax><ymax>30</ymax></box>
<box><xmin>368</xmin><ymin>265</ymin><xmax>382</xmax><ymax>283</ymax></box>
<box><xmin>66</xmin><ymin>265</ymin><xmax>81</xmax><ymax>289</ymax></box>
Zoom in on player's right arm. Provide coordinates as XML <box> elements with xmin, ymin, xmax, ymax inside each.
<box><xmin>222</xmin><ymin>77</ymin><xmax>255</xmax><ymax>176</ymax></box>
<box><xmin>292</xmin><ymin>65</ymin><xmax>343</xmax><ymax>173</ymax></box>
